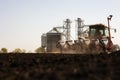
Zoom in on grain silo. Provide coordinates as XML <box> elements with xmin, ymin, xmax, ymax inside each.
<box><xmin>46</xmin><ymin>33</ymin><xmax>62</xmax><ymax>52</ymax></box>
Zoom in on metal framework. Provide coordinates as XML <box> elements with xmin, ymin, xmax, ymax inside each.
<box><xmin>63</xmin><ymin>19</ymin><xmax>71</xmax><ymax>41</ymax></box>
<box><xmin>76</xmin><ymin>18</ymin><xmax>84</xmax><ymax>39</ymax></box>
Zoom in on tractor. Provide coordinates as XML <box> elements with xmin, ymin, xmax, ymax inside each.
<box><xmin>56</xmin><ymin>23</ymin><xmax>119</xmax><ymax>54</ymax></box>
<box><xmin>87</xmin><ymin>24</ymin><xmax>113</xmax><ymax>53</ymax></box>
<box><xmin>86</xmin><ymin>15</ymin><xmax>120</xmax><ymax>53</ymax></box>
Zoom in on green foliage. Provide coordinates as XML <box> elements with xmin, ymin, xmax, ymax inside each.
<box><xmin>35</xmin><ymin>46</ymin><xmax>45</xmax><ymax>53</ymax></box>
<box><xmin>13</xmin><ymin>48</ymin><xmax>26</xmax><ymax>53</ymax></box>
<box><xmin>1</xmin><ymin>48</ymin><xmax>8</xmax><ymax>53</ymax></box>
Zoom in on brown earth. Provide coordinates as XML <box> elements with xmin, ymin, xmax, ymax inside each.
<box><xmin>0</xmin><ymin>51</ymin><xmax>120</xmax><ymax>80</ymax></box>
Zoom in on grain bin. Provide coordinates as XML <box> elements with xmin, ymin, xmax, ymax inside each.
<box><xmin>41</xmin><ymin>33</ymin><xmax>47</xmax><ymax>47</ymax></box>
<box><xmin>46</xmin><ymin>33</ymin><xmax>61</xmax><ymax>52</ymax></box>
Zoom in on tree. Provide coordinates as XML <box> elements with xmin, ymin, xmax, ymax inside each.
<box><xmin>35</xmin><ymin>46</ymin><xmax>45</xmax><ymax>53</ymax></box>
<box><xmin>13</xmin><ymin>48</ymin><xmax>23</xmax><ymax>53</ymax></box>
<box><xmin>1</xmin><ymin>48</ymin><xmax>8</xmax><ymax>53</ymax></box>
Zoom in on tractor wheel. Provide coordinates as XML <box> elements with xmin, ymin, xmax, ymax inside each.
<box><xmin>113</xmin><ymin>44</ymin><xmax>120</xmax><ymax>52</ymax></box>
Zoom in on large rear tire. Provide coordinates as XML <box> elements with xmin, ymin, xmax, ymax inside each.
<box><xmin>112</xmin><ymin>44</ymin><xmax>120</xmax><ymax>52</ymax></box>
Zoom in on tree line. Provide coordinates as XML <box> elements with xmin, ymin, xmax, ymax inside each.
<box><xmin>0</xmin><ymin>48</ymin><xmax>26</xmax><ymax>53</ymax></box>
<box><xmin>0</xmin><ymin>46</ymin><xmax>45</xmax><ymax>53</ymax></box>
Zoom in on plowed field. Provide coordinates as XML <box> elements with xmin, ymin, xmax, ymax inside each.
<box><xmin>0</xmin><ymin>51</ymin><xmax>120</xmax><ymax>80</ymax></box>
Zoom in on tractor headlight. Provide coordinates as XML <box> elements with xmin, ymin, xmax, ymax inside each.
<box><xmin>101</xmin><ymin>39</ymin><xmax>108</xmax><ymax>45</ymax></box>
<box><xmin>95</xmin><ymin>39</ymin><xmax>99</xmax><ymax>45</ymax></box>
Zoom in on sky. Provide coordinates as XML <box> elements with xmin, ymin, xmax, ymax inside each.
<box><xmin>0</xmin><ymin>0</ymin><xmax>120</xmax><ymax>52</ymax></box>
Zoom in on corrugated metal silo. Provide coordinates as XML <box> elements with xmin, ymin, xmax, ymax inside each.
<box><xmin>41</xmin><ymin>33</ymin><xmax>47</xmax><ymax>47</ymax></box>
<box><xmin>46</xmin><ymin>33</ymin><xmax>61</xmax><ymax>52</ymax></box>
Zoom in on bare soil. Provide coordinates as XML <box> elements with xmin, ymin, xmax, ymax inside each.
<box><xmin>0</xmin><ymin>51</ymin><xmax>120</xmax><ymax>80</ymax></box>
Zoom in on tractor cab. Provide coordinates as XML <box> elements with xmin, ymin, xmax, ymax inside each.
<box><xmin>89</xmin><ymin>24</ymin><xmax>108</xmax><ymax>39</ymax></box>
<box><xmin>88</xmin><ymin>24</ymin><xmax>113</xmax><ymax>52</ymax></box>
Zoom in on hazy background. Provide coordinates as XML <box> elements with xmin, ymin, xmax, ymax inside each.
<box><xmin>0</xmin><ymin>0</ymin><xmax>120</xmax><ymax>52</ymax></box>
